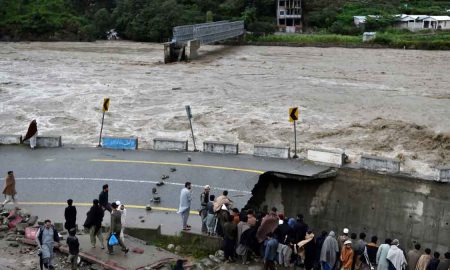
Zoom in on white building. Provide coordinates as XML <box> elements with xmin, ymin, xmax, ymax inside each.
<box><xmin>354</xmin><ymin>14</ymin><xmax>450</xmax><ymax>31</ymax></box>
<box><xmin>394</xmin><ymin>14</ymin><xmax>428</xmax><ymax>30</ymax></box>
<box><xmin>277</xmin><ymin>0</ymin><xmax>302</xmax><ymax>33</ymax></box>
<box><xmin>422</xmin><ymin>16</ymin><xmax>450</xmax><ymax>29</ymax></box>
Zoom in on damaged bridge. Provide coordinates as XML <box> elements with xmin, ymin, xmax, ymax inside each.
<box><xmin>164</xmin><ymin>20</ymin><xmax>245</xmax><ymax>63</ymax></box>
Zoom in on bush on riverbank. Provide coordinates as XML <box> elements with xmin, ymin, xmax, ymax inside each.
<box><xmin>248</xmin><ymin>30</ymin><xmax>450</xmax><ymax>50</ymax></box>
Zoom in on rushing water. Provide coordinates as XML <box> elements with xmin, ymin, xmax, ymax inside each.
<box><xmin>0</xmin><ymin>41</ymin><xmax>449</xmax><ymax>177</ymax></box>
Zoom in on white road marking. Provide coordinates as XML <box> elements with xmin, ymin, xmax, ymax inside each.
<box><xmin>16</xmin><ymin>177</ymin><xmax>252</xmax><ymax>194</ymax></box>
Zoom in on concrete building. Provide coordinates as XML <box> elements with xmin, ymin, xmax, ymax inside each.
<box><xmin>277</xmin><ymin>0</ymin><xmax>302</xmax><ymax>33</ymax></box>
<box><xmin>422</xmin><ymin>16</ymin><xmax>450</xmax><ymax>29</ymax></box>
<box><xmin>394</xmin><ymin>14</ymin><xmax>428</xmax><ymax>31</ymax></box>
<box><xmin>355</xmin><ymin>14</ymin><xmax>450</xmax><ymax>31</ymax></box>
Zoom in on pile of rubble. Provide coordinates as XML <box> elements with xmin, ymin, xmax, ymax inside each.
<box><xmin>0</xmin><ymin>207</ymin><xmax>97</xmax><ymax>270</ymax></box>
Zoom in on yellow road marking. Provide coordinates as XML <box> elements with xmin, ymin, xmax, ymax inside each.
<box><xmin>18</xmin><ymin>202</ymin><xmax>198</xmax><ymax>215</ymax></box>
<box><xmin>91</xmin><ymin>159</ymin><xmax>265</xmax><ymax>174</ymax></box>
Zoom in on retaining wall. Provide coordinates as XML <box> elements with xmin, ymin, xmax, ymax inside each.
<box><xmin>203</xmin><ymin>141</ymin><xmax>238</xmax><ymax>154</ymax></box>
<box><xmin>153</xmin><ymin>138</ymin><xmax>188</xmax><ymax>151</ymax></box>
<box><xmin>253</xmin><ymin>145</ymin><xmax>290</xmax><ymax>159</ymax></box>
<box><xmin>247</xmin><ymin>169</ymin><xmax>450</xmax><ymax>253</ymax></box>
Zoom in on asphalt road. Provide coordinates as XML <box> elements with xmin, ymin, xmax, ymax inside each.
<box><xmin>0</xmin><ymin>145</ymin><xmax>328</xmax><ymax>233</ymax></box>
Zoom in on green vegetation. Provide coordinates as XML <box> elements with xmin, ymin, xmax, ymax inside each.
<box><xmin>0</xmin><ymin>0</ymin><xmax>449</xmax><ymax>50</ymax></box>
<box><xmin>250</xmin><ymin>34</ymin><xmax>361</xmax><ymax>45</ymax></box>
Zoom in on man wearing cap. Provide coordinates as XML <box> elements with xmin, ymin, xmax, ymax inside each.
<box><xmin>386</xmin><ymin>239</ymin><xmax>407</xmax><ymax>270</ymax></box>
<box><xmin>1</xmin><ymin>171</ymin><xmax>17</xmax><ymax>210</ymax></box>
<box><xmin>338</xmin><ymin>228</ymin><xmax>350</xmax><ymax>269</ymax></box>
<box><xmin>200</xmin><ymin>185</ymin><xmax>210</xmax><ymax>234</ymax></box>
<box><xmin>341</xmin><ymin>240</ymin><xmax>354</xmax><ymax>270</ymax></box>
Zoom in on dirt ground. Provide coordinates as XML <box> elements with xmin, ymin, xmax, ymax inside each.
<box><xmin>0</xmin><ymin>42</ymin><xmax>449</xmax><ymax>177</ymax></box>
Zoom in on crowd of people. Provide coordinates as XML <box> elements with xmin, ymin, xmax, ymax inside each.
<box><xmin>178</xmin><ymin>183</ymin><xmax>450</xmax><ymax>270</ymax></box>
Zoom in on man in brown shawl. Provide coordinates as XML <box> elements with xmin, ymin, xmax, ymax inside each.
<box><xmin>22</xmin><ymin>119</ymin><xmax>38</xmax><ymax>149</ymax></box>
<box><xmin>1</xmin><ymin>171</ymin><xmax>17</xmax><ymax>210</ymax></box>
<box><xmin>256</xmin><ymin>207</ymin><xmax>279</xmax><ymax>243</ymax></box>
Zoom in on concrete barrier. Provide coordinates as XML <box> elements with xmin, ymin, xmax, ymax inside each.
<box><xmin>307</xmin><ymin>149</ymin><xmax>345</xmax><ymax>167</ymax></box>
<box><xmin>37</xmin><ymin>136</ymin><xmax>62</xmax><ymax>148</ymax></box>
<box><xmin>0</xmin><ymin>134</ymin><xmax>22</xmax><ymax>145</ymax></box>
<box><xmin>254</xmin><ymin>145</ymin><xmax>290</xmax><ymax>159</ymax></box>
<box><xmin>437</xmin><ymin>167</ymin><xmax>450</xmax><ymax>182</ymax></box>
<box><xmin>101</xmin><ymin>136</ymin><xmax>138</xmax><ymax>150</ymax></box>
<box><xmin>153</xmin><ymin>138</ymin><xmax>188</xmax><ymax>151</ymax></box>
<box><xmin>360</xmin><ymin>155</ymin><xmax>400</xmax><ymax>173</ymax></box>
<box><xmin>22</xmin><ymin>136</ymin><xmax>62</xmax><ymax>148</ymax></box>
<box><xmin>203</xmin><ymin>141</ymin><xmax>238</xmax><ymax>154</ymax></box>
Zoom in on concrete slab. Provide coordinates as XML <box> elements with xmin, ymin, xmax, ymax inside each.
<box><xmin>203</xmin><ymin>141</ymin><xmax>239</xmax><ymax>154</ymax></box>
<box><xmin>0</xmin><ymin>134</ymin><xmax>22</xmax><ymax>144</ymax></box>
<box><xmin>102</xmin><ymin>137</ymin><xmax>138</xmax><ymax>150</ymax></box>
<box><xmin>253</xmin><ymin>145</ymin><xmax>290</xmax><ymax>159</ymax></box>
<box><xmin>361</xmin><ymin>154</ymin><xmax>400</xmax><ymax>173</ymax></box>
<box><xmin>153</xmin><ymin>138</ymin><xmax>188</xmax><ymax>151</ymax></box>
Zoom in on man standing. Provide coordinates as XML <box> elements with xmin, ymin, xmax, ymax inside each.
<box><xmin>377</xmin><ymin>239</ymin><xmax>393</xmax><ymax>270</ymax></box>
<box><xmin>341</xmin><ymin>240</ymin><xmax>354</xmax><ymax>270</ymax></box>
<box><xmin>36</xmin><ymin>219</ymin><xmax>60</xmax><ymax>269</ymax></box>
<box><xmin>366</xmin><ymin>236</ymin><xmax>379</xmax><ymax>269</ymax></box>
<box><xmin>64</xmin><ymin>199</ymin><xmax>77</xmax><ymax>232</ymax></box>
<box><xmin>338</xmin><ymin>228</ymin><xmax>350</xmax><ymax>252</ymax></box>
<box><xmin>107</xmin><ymin>202</ymin><xmax>129</xmax><ymax>254</ymax></box>
<box><xmin>22</xmin><ymin>119</ymin><xmax>38</xmax><ymax>149</ymax></box>
<box><xmin>294</xmin><ymin>214</ymin><xmax>309</xmax><ymax>242</ymax></box>
<box><xmin>436</xmin><ymin>252</ymin><xmax>450</xmax><ymax>270</ymax></box>
<box><xmin>200</xmin><ymin>185</ymin><xmax>210</xmax><ymax>234</ymax></box>
<box><xmin>386</xmin><ymin>239</ymin><xmax>407</xmax><ymax>270</ymax></box>
<box><xmin>427</xmin><ymin>253</ymin><xmax>441</xmax><ymax>270</ymax></box>
<box><xmin>1</xmin><ymin>171</ymin><xmax>17</xmax><ymax>210</ymax></box>
<box><xmin>256</xmin><ymin>207</ymin><xmax>279</xmax><ymax>244</ymax></box>
<box><xmin>320</xmin><ymin>231</ymin><xmax>339</xmax><ymax>270</ymax></box>
<box><xmin>66</xmin><ymin>228</ymin><xmax>80</xmax><ymax>270</ymax></box>
<box><xmin>416</xmin><ymin>249</ymin><xmax>433</xmax><ymax>270</ymax></box>
<box><xmin>99</xmin><ymin>184</ymin><xmax>111</xmax><ymax>212</ymax></box>
<box><xmin>178</xmin><ymin>182</ymin><xmax>192</xmax><ymax>231</ymax></box>
<box><xmin>264</xmin><ymin>232</ymin><xmax>279</xmax><ymax>270</ymax></box>
<box><xmin>407</xmin><ymin>244</ymin><xmax>422</xmax><ymax>270</ymax></box>
<box><xmin>83</xmin><ymin>199</ymin><xmax>105</xmax><ymax>249</ymax></box>
<box><xmin>354</xmin><ymin>233</ymin><xmax>368</xmax><ymax>270</ymax></box>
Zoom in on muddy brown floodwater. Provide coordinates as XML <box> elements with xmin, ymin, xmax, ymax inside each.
<box><xmin>0</xmin><ymin>41</ymin><xmax>449</xmax><ymax>177</ymax></box>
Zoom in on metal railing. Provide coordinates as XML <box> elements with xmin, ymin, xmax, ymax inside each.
<box><xmin>172</xmin><ymin>21</ymin><xmax>244</xmax><ymax>45</ymax></box>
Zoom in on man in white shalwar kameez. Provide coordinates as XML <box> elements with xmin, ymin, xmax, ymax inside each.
<box><xmin>177</xmin><ymin>181</ymin><xmax>192</xmax><ymax>231</ymax></box>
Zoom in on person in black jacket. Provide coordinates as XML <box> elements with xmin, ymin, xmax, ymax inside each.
<box><xmin>64</xmin><ymin>199</ymin><xmax>77</xmax><ymax>232</ymax></box>
<box><xmin>427</xmin><ymin>252</ymin><xmax>441</xmax><ymax>270</ymax></box>
<box><xmin>99</xmin><ymin>184</ymin><xmax>111</xmax><ymax>212</ymax></box>
<box><xmin>84</xmin><ymin>199</ymin><xmax>105</xmax><ymax>249</ymax></box>
<box><xmin>66</xmin><ymin>228</ymin><xmax>79</xmax><ymax>270</ymax></box>
<box><xmin>294</xmin><ymin>214</ymin><xmax>309</xmax><ymax>242</ymax></box>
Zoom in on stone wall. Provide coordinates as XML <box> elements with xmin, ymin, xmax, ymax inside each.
<box><xmin>246</xmin><ymin>169</ymin><xmax>450</xmax><ymax>252</ymax></box>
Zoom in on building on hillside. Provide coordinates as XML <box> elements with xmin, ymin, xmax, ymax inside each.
<box><xmin>353</xmin><ymin>15</ymin><xmax>381</xmax><ymax>27</ymax></box>
<box><xmin>422</xmin><ymin>16</ymin><xmax>450</xmax><ymax>29</ymax></box>
<box><xmin>354</xmin><ymin>14</ymin><xmax>450</xmax><ymax>31</ymax></box>
<box><xmin>394</xmin><ymin>14</ymin><xmax>428</xmax><ymax>30</ymax></box>
<box><xmin>277</xmin><ymin>0</ymin><xmax>302</xmax><ymax>33</ymax></box>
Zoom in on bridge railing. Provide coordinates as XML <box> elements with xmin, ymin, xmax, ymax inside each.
<box><xmin>172</xmin><ymin>21</ymin><xmax>244</xmax><ymax>45</ymax></box>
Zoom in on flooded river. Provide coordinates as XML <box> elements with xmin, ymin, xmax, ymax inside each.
<box><xmin>0</xmin><ymin>41</ymin><xmax>449</xmax><ymax>177</ymax></box>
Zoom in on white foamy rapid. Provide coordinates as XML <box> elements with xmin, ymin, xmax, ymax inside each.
<box><xmin>1</xmin><ymin>42</ymin><xmax>449</xmax><ymax>178</ymax></box>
